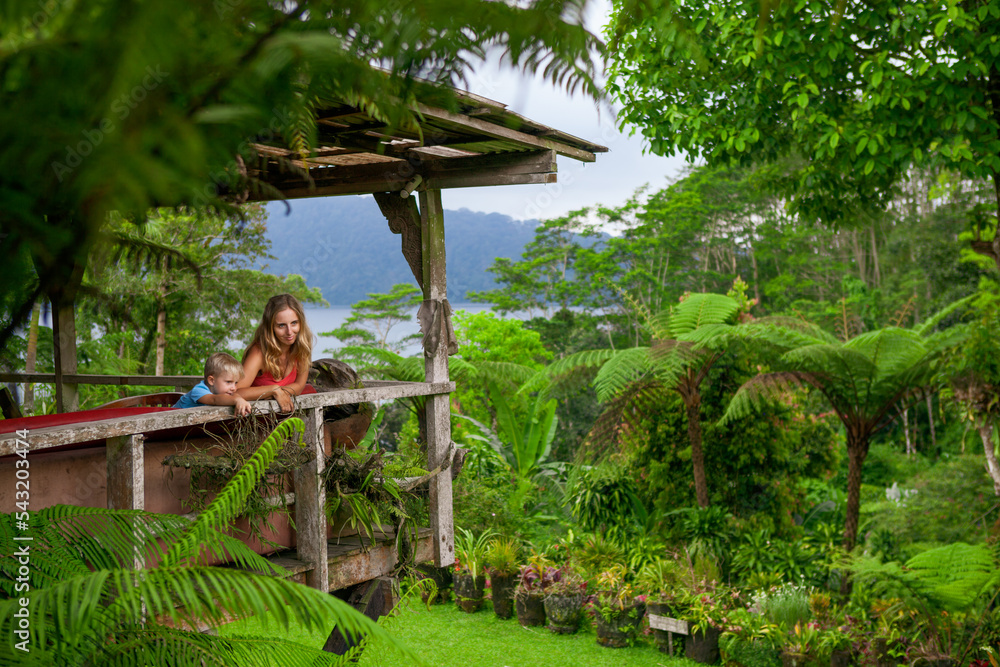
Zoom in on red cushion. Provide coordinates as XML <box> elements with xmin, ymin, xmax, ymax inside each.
<box><xmin>0</xmin><ymin>407</ymin><xmax>176</xmax><ymax>435</ymax></box>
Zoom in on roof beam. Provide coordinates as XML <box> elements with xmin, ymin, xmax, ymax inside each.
<box><xmin>246</xmin><ymin>150</ymin><xmax>558</xmax><ymax>201</ymax></box>
<box><xmin>415</xmin><ymin>104</ymin><xmax>597</xmax><ymax>162</ymax></box>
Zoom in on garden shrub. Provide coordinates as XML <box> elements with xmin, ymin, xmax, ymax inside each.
<box><xmin>635</xmin><ymin>356</ymin><xmax>840</xmax><ymax>538</ymax></box>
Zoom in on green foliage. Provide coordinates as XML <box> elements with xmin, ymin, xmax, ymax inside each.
<box><xmin>564</xmin><ymin>462</ymin><xmax>645</xmax><ymax>543</ymax></box>
<box><xmin>722</xmin><ymin>303</ymin><xmax>970</xmax><ymax>552</ymax></box>
<box><xmin>485</xmin><ymin>537</ymin><xmax>522</xmax><ymax>577</ymax></box>
<box><xmin>452</xmin><ymin>475</ymin><xmax>529</xmax><ymax>540</ymax></box>
<box><xmin>0</xmin><ymin>418</ymin><xmax>412</xmax><ymax>665</ymax></box>
<box><xmin>488</xmin><ymin>382</ymin><xmax>558</xmax><ymax>479</ymax></box>
<box><xmin>637</xmin><ymin>356</ymin><xmax>841</xmax><ymax>536</ymax></box>
<box><xmin>861</xmin><ymin>453</ymin><xmax>998</xmax><ymax>551</ymax></box>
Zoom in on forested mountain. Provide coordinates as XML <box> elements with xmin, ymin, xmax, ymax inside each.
<box><xmin>263</xmin><ymin>196</ymin><xmax>541</xmax><ymax>304</ymax></box>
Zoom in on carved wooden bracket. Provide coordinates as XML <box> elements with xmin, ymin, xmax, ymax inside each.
<box><xmin>373</xmin><ymin>192</ymin><xmax>423</xmax><ymax>289</ymax></box>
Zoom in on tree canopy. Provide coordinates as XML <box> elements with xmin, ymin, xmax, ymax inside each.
<box><xmin>608</xmin><ymin>0</ymin><xmax>1000</xmax><ymax>241</ymax></box>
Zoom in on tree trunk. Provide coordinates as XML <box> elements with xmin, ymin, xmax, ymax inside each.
<box><xmin>870</xmin><ymin>224</ymin><xmax>882</xmax><ymax>288</ymax></box>
<box><xmin>840</xmin><ymin>433</ymin><xmax>868</xmax><ymax>595</ymax></box>
<box><xmin>926</xmin><ymin>393</ymin><xmax>937</xmax><ymax>450</ymax></box>
<box><xmin>23</xmin><ymin>302</ymin><xmax>40</xmax><ymax>413</ymax></box>
<box><xmin>978</xmin><ymin>421</ymin><xmax>1000</xmax><ymax>496</ymax></box>
<box><xmin>684</xmin><ymin>389</ymin><xmax>709</xmax><ymax>508</ymax></box>
<box><xmin>903</xmin><ymin>407</ymin><xmax>913</xmax><ymax>456</ymax></box>
<box><xmin>155</xmin><ymin>266</ymin><xmax>167</xmax><ymax>376</ymax></box>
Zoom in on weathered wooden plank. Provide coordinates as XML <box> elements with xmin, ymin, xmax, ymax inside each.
<box><xmin>0</xmin><ymin>373</ymin><xmax>200</xmax><ymax>386</ymax></box>
<box><xmin>106</xmin><ymin>434</ymin><xmax>144</xmax><ymax>511</ymax></box>
<box><xmin>649</xmin><ymin>615</ymin><xmax>689</xmax><ymax>634</ymax></box>
<box><xmin>53</xmin><ymin>304</ymin><xmax>79</xmax><ymax>413</ymax></box>
<box><xmin>420</xmin><ymin>188</ymin><xmax>455</xmax><ymax>569</ymax></box>
<box><xmin>294</xmin><ymin>407</ymin><xmax>328</xmax><ymax>591</ymax></box>
<box><xmin>327</xmin><ymin>536</ymin><xmax>399</xmax><ymax>592</ymax></box>
<box><xmin>415</xmin><ymin>104</ymin><xmax>597</xmax><ymax>162</ymax></box>
<box><xmin>254</xmin><ymin>150</ymin><xmax>559</xmax><ymax>200</ymax></box>
<box><xmin>0</xmin><ymin>381</ymin><xmax>454</xmax><ymax>456</ymax></box>
<box><xmin>426</xmin><ymin>172</ymin><xmax>557</xmax><ymax>190</ymax></box>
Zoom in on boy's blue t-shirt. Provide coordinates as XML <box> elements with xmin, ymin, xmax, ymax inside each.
<box><xmin>174</xmin><ymin>380</ymin><xmax>213</xmax><ymax>409</ymax></box>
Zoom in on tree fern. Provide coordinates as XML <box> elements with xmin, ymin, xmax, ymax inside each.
<box><xmin>548</xmin><ymin>291</ymin><xmax>744</xmax><ymax>507</ymax></box>
<box><xmin>720</xmin><ymin>299</ymin><xmax>971</xmax><ymax>565</ymax></box>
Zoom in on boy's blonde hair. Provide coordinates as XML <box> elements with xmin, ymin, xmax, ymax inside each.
<box><xmin>205</xmin><ymin>352</ymin><xmax>244</xmax><ymax>381</ymax></box>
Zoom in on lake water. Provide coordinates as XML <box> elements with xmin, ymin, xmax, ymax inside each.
<box><xmin>305</xmin><ymin>303</ymin><xmax>504</xmax><ymax>358</ymax></box>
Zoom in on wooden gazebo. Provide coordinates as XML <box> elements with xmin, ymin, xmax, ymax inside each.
<box><xmin>0</xmin><ymin>86</ymin><xmax>606</xmax><ymax>647</ymax></box>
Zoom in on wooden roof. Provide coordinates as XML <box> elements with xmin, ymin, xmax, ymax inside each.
<box><xmin>244</xmin><ymin>88</ymin><xmax>608</xmax><ymax>201</ymax></box>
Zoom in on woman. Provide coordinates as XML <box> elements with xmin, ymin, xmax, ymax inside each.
<box><xmin>237</xmin><ymin>294</ymin><xmax>315</xmax><ymax>412</ymax></box>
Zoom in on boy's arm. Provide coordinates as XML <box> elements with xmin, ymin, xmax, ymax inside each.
<box><xmin>197</xmin><ymin>393</ymin><xmax>252</xmax><ymax>416</ymax></box>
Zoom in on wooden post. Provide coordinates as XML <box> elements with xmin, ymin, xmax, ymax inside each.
<box><xmin>106</xmin><ymin>433</ymin><xmax>145</xmax><ymax>570</ymax></box>
<box><xmin>53</xmin><ymin>303</ymin><xmax>78</xmax><ymax>413</ymax></box>
<box><xmin>294</xmin><ymin>408</ymin><xmax>329</xmax><ymax>591</ymax></box>
<box><xmin>419</xmin><ymin>188</ymin><xmax>454</xmax><ymax>568</ymax></box>
<box><xmin>107</xmin><ymin>434</ymin><xmax>145</xmax><ymax>510</ymax></box>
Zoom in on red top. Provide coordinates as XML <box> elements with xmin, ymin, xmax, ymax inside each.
<box><xmin>252</xmin><ymin>365</ymin><xmax>297</xmax><ymax>387</ymax></box>
<box><xmin>251</xmin><ymin>365</ymin><xmax>317</xmax><ymax>395</ymax></box>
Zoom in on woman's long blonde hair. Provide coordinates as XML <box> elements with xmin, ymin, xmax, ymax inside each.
<box><xmin>244</xmin><ymin>294</ymin><xmax>313</xmax><ymax>380</ymax></box>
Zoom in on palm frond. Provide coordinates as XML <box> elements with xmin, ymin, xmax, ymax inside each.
<box><xmin>593</xmin><ymin>346</ymin><xmax>652</xmax><ymax>403</ymax></box>
<box><xmin>547</xmin><ymin>348</ymin><xmax>619</xmax><ymax>379</ymax></box>
<box><xmin>581</xmin><ymin>381</ymin><xmax>668</xmax><ymax>461</ymax></box>
<box><xmin>719</xmin><ymin>371</ymin><xmax>809</xmax><ymax>426</ymax></box>
<box><xmin>164</xmin><ymin>418</ymin><xmax>304</xmax><ymax>567</ymax></box>
<box><xmin>914</xmin><ymin>294</ymin><xmax>975</xmax><ymax>336</ymax></box>
<box><xmin>655</xmin><ymin>293</ymin><xmax>739</xmax><ymax>338</ymax></box>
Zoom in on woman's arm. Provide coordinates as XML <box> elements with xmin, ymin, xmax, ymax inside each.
<box><xmin>282</xmin><ymin>356</ymin><xmax>311</xmax><ymax>396</ymax></box>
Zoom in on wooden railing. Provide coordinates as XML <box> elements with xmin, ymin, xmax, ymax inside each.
<box><xmin>0</xmin><ymin>379</ymin><xmax>457</xmax><ymax>593</ymax></box>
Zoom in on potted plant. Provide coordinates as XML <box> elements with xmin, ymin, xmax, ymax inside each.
<box><xmin>637</xmin><ymin>558</ymin><xmax>684</xmax><ymax>653</ymax></box>
<box><xmin>453</xmin><ymin>527</ymin><xmax>496</xmax><ymax>613</ymax></box>
<box><xmin>486</xmin><ymin>536</ymin><xmax>521</xmax><ymax>619</ymax></box>
<box><xmin>515</xmin><ymin>554</ymin><xmax>559</xmax><ymax>627</ymax></box>
<box><xmin>594</xmin><ymin>565</ymin><xmax>645</xmax><ymax>648</ymax></box>
<box><xmin>544</xmin><ymin>569</ymin><xmax>586</xmax><ymax>634</ymax></box>
<box><xmin>780</xmin><ymin>622</ymin><xmax>825</xmax><ymax>667</ymax></box>
<box><xmin>684</xmin><ymin>585</ymin><xmax>732</xmax><ymax>664</ymax></box>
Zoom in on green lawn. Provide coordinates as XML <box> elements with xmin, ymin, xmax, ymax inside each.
<box><xmin>221</xmin><ymin>600</ymin><xmax>701</xmax><ymax>667</ymax></box>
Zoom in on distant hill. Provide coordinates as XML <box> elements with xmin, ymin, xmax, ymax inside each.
<box><xmin>263</xmin><ymin>196</ymin><xmax>539</xmax><ymax>305</ymax></box>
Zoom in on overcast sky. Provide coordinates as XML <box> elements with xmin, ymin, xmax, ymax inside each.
<box><xmin>440</xmin><ymin>0</ymin><xmax>688</xmax><ymax>222</ymax></box>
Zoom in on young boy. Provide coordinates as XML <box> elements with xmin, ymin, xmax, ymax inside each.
<box><xmin>174</xmin><ymin>352</ymin><xmax>252</xmax><ymax>416</ymax></box>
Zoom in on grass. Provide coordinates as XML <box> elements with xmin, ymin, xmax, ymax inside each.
<box><xmin>220</xmin><ymin>597</ymin><xmax>701</xmax><ymax>666</ymax></box>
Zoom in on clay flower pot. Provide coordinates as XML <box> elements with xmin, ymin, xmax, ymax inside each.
<box><xmin>595</xmin><ymin>602</ymin><xmax>644</xmax><ymax>648</ymax></box>
<box><xmin>453</xmin><ymin>572</ymin><xmax>486</xmax><ymax>613</ymax></box>
<box><xmin>544</xmin><ymin>593</ymin><xmax>583</xmax><ymax>634</ymax></box>
<box><xmin>685</xmin><ymin>625</ymin><xmax>722</xmax><ymax>664</ymax></box>
<box><xmin>490</xmin><ymin>572</ymin><xmax>516</xmax><ymax>619</ymax></box>
<box><xmin>515</xmin><ymin>590</ymin><xmax>546</xmax><ymax>627</ymax></box>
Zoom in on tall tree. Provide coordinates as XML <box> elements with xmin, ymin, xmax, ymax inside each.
<box><xmin>608</xmin><ymin>0</ymin><xmax>1000</xmax><ymax>267</ymax></box>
